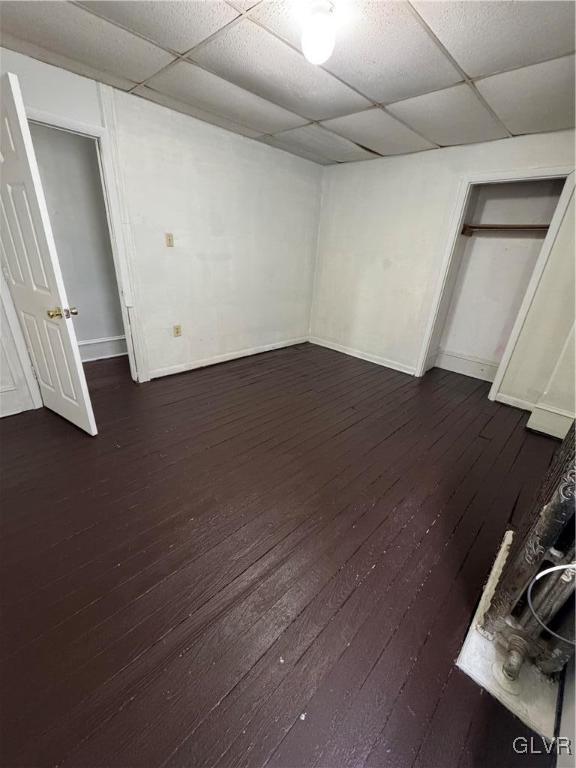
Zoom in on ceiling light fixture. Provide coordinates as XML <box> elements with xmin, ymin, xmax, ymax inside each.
<box><xmin>301</xmin><ymin>1</ymin><xmax>336</xmax><ymax>66</ymax></box>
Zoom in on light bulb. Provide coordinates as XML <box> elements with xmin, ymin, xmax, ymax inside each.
<box><xmin>301</xmin><ymin>4</ymin><xmax>336</xmax><ymax>66</ymax></box>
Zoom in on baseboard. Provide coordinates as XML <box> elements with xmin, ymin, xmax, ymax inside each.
<box><xmin>308</xmin><ymin>337</ymin><xmax>416</xmax><ymax>375</ymax></box>
<box><xmin>423</xmin><ymin>346</ymin><xmax>440</xmax><ymax>375</ymax></box>
<box><xmin>495</xmin><ymin>393</ymin><xmax>534</xmax><ymax>412</ymax></box>
<box><xmin>149</xmin><ymin>337</ymin><xmax>308</xmax><ymax>379</ymax></box>
<box><xmin>78</xmin><ymin>335</ymin><xmax>127</xmax><ymax>362</ymax></box>
<box><xmin>527</xmin><ymin>407</ymin><xmax>574</xmax><ymax>440</ymax></box>
<box><xmin>496</xmin><ymin>394</ymin><xmax>574</xmax><ymax>438</ymax></box>
<box><xmin>435</xmin><ymin>350</ymin><xmax>498</xmax><ymax>382</ymax></box>
<box><xmin>457</xmin><ymin>530</ymin><xmax>559</xmax><ymax>740</ymax></box>
<box><xmin>0</xmin><ymin>392</ymin><xmax>37</xmax><ymax>417</ymax></box>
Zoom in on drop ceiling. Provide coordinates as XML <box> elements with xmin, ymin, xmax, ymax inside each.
<box><xmin>0</xmin><ymin>0</ymin><xmax>574</xmax><ymax>165</ymax></box>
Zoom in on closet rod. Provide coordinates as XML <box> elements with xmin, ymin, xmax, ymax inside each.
<box><xmin>461</xmin><ymin>223</ymin><xmax>549</xmax><ymax>237</ymax></box>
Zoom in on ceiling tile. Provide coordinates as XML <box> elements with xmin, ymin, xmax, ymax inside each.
<box><xmin>475</xmin><ymin>55</ymin><xmax>576</xmax><ymax>135</ymax></box>
<box><xmin>78</xmin><ymin>1</ymin><xmax>239</xmax><ymax>55</ymax></box>
<box><xmin>387</xmin><ymin>84</ymin><xmax>508</xmax><ymax>146</ymax></box>
<box><xmin>145</xmin><ymin>60</ymin><xmax>307</xmax><ymax>135</ymax></box>
<box><xmin>0</xmin><ymin>32</ymin><xmax>137</xmax><ymax>91</ymax></box>
<box><xmin>321</xmin><ymin>108</ymin><xmax>436</xmax><ymax>156</ymax></box>
<box><xmin>0</xmin><ymin>1</ymin><xmax>174</xmax><ymax>84</ymax></box>
<box><xmin>190</xmin><ymin>18</ymin><xmax>371</xmax><ymax>120</ymax></box>
<box><xmin>413</xmin><ymin>1</ymin><xmax>576</xmax><ymax>78</ymax></box>
<box><xmin>227</xmin><ymin>0</ymin><xmax>262</xmax><ymax>11</ymax></box>
<box><xmin>251</xmin><ymin>0</ymin><xmax>462</xmax><ymax>103</ymax></box>
<box><xmin>268</xmin><ymin>124</ymin><xmax>376</xmax><ymax>163</ymax></box>
<box><xmin>258</xmin><ymin>135</ymin><xmax>333</xmax><ymax>165</ymax></box>
<box><xmin>134</xmin><ymin>85</ymin><xmax>263</xmax><ymax>138</ymax></box>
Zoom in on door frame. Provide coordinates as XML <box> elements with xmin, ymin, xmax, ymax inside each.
<box><xmin>23</xmin><ymin>93</ymin><xmax>146</xmax><ymax>382</ymax></box>
<box><xmin>415</xmin><ymin>165</ymin><xmax>575</xmax><ymax>403</ymax></box>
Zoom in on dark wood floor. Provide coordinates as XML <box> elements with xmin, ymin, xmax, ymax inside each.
<box><xmin>0</xmin><ymin>343</ymin><xmax>558</xmax><ymax>768</ymax></box>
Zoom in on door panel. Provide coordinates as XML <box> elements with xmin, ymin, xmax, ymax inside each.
<box><xmin>0</xmin><ymin>72</ymin><xmax>97</xmax><ymax>435</ymax></box>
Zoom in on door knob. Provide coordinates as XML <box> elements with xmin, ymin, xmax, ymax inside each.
<box><xmin>47</xmin><ymin>307</ymin><xmax>79</xmax><ymax>319</ymax></box>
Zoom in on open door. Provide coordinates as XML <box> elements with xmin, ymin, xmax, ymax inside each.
<box><xmin>0</xmin><ymin>72</ymin><xmax>97</xmax><ymax>435</ymax></box>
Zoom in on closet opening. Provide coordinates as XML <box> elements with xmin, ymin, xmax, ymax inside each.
<box><xmin>420</xmin><ymin>174</ymin><xmax>569</xmax><ymax>394</ymax></box>
<box><xmin>28</xmin><ymin>120</ymin><xmax>132</xmax><ymax>389</ymax></box>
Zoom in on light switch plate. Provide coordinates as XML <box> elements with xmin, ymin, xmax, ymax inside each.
<box><xmin>165</xmin><ymin>232</ymin><xmax>174</xmax><ymax>247</ymax></box>
<box><xmin>173</xmin><ymin>324</ymin><xmax>182</xmax><ymax>337</ymax></box>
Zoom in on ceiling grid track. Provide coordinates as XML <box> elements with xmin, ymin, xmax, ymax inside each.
<box><xmin>1</xmin><ymin>0</ymin><xmax>574</xmax><ymax>164</ymax></box>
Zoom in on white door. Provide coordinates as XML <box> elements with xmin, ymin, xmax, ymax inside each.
<box><xmin>0</xmin><ymin>72</ymin><xmax>97</xmax><ymax>435</ymax></box>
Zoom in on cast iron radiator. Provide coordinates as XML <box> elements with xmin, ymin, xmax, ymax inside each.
<box><xmin>483</xmin><ymin>425</ymin><xmax>575</xmax><ymax>681</ymax></box>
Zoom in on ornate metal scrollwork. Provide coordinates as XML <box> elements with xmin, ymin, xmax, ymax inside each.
<box><xmin>482</xmin><ymin>425</ymin><xmax>575</xmax><ymax>681</ymax></box>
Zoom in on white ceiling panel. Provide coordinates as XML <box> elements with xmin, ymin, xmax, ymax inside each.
<box><xmin>228</xmin><ymin>0</ymin><xmax>262</xmax><ymax>11</ymax></box>
<box><xmin>191</xmin><ymin>18</ymin><xmax>371</xmax><ymax>120</ymax></box>
<box><xmin>268</xmin><ymin>124</ymin><xmax>377</xmax><ymax>163</ymax></box>
<box><xmin>413</xmin><ymin>1</ymin><xmax>576</xmax><ymax>79</ymax></box>
<box><xmin>252</xmin><ymin>0</ymin><xmax>462</xmax><ymax>103</ymax></box>
<box><xmin>388</xmin><ymin>84</ymin><xmax>509</xmax><ymax>146</ymax></box>
<box><xmin>1</xmin><ymin>0</ymin><xmax>574</xmax><ymax>165</ymax></box>
<box><xmin>476</xmin><ymin>55</ymin><xmax>576</xmax><ymax>136</ymax></box>
<box><xmin>321</xmin><ymin>108</ymin><xmax>436</xmax><ymax>156</ymax></box>
<box><xmin>134</xmin><ymin>85</ymin><xmax>263</xmax><ymax>137</ymax></box>
<box><xmin>0</xmin><ymin>1</ymin><xmax>174</xmax><ymax>84</ymax></box>
<box><xmin>146</xmin><ymin>60</ymin><xmax>307</xmax><ymax>134</ymax></box>
<box><xmin>258</xmin><ymin>135</ymin><xmax>334</xmax><ymax>165</ymax></box>
<box><xmin>78</xmin><ymin>1</ymin><xmax>240</xmax><ymax>55</ymax></box>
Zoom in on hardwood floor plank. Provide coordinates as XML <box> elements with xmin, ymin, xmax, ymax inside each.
<box><xmin>0</xmin><ymin>344</ymin><xmax>559</xmax><ymax>768</ymax></box>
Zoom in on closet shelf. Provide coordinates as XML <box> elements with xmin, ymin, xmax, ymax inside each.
<box><xmin>461</xmin><ymin>223</ymin><xmax>549</xmax><ymax>237</ymax></box>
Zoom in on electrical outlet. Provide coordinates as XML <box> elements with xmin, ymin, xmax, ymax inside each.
<box><xmin>173</xmin><ymin>324</ymin><xmax>182</xmax><ymax>337</ymax></box>
<box><xmin>165</xmin><ymin>232</ymin><xmax>174</xmax><ymax>247</ymax></box>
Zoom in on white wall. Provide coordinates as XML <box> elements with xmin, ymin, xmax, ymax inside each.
<box><xmin>311</xmin><ymin>131</ymin><xmax>574</xmax><ymax>377</ymax></box>
<box><xmin>0</xmin><ymin>47</ymin><xmax>103</xmax><ymax>129</ymax></box>
<box><xmin>29</xmin><ymin>122</ymin><xmax>127</xmax><ymax>362</ymax></box>
<box><xmin>0</xmin><ymin>47</ymin><xmax>573</xmax><ymax>435</ymax></box>
<box><xmin>436</xmin><ymin>180</ymin><xmax>563</xmax><ymax>382</ymax></box>
<box><xmin>0</xmin><ymin>47</ymin><xmax>322</xmax><ymax>383</ymax></box>
<box><xmin>113</xmin><ymin>91</ymin><xmax>321</xmax><ymax>378</ymax></box>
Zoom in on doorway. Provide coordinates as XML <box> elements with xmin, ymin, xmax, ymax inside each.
<box><xmin>0</xmin><ymin>71</ymin><xmax>138</xmax><ymax>433</ymax></box>
<box><xmin>434</xmin><ymin>179</ymin><xmax>564</xmax><ymax>383</ymax></box>
<box><xmin>418</xmin><ymin>171</ymin><xmax>572</xmax><ymax>399</ymax></box>
<box><xmin>29</xmin><ymin>122</ymin><xmax>128</xmax><ymax>367</ymax></box>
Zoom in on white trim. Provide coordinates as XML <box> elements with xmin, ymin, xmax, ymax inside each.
<box><xmin>309</xmin><ymin>336</ymin><xmax>416</xmax><ymax>375</ymax></box>
<box><xmin>25</xmin><ymin>93</ymin><xmax>143</xmax><ymax>385</ymax></box>
<box><xmin>435</xmin><ymin>350</ymin><xmax>498</xmax><ymax>382</ymax></box>
<box><xmin>460</xmin><ymin>166</ymin><xmax>574</xmax><ymax>186</ymax></box>
<box><xmin>415</xmin><ymin>167</ymin><xmax>575</xmax><ymax>389</ymax></box>
<box><xmin>98</xmin><ymin>84</ymin><xmax>149</xmax><ymax>382</ymax></box>
<box><xmin>82</xmin><ymin>351</ymin><xmax>128</xmax><ymax>363</ymax></box>
<box><xmin>78</xmin><ymin>334</ymin><xmax>127</xmax><ymax>362</ymax></box>
<box><xmin>149</xmin><ymin>337</ymin><xmax>307</xmax><ymax>379</ymax></box>
<box><xmin>527</xmin><ymin>408</ymin><xmax>573</xmax><ymax>440</ymax></box>
<box><xmin>26</xmin><ymin>107</ymin><xmax>106</xmax><ymax>138</ymax></box>
<box><xmin>488</xmin><ymin>175</ymin><xmax>575</xmax><ymax>401</ymax></box>
<box><xmin>77</xmin><ymin>334</ymin><xmax>126</xmax><ymax>346</ymax></box>
<box><xmin>538</xmin><ymin>404</ymin><xmax>575</xmax><ymax>419</ymax></box>
<box><xmin>496</xmin><ymin>392</ymin><xmax>575</xmax><ymax>420</ymax></box>
<box><xmin>495</xmin><ymin>393</ymin><xmax>533</xmax><ymax>412</ymax></box>
<box><xmin>415</xmin><ymin>177</ymin><xmax>471</xmax><ymax>378</ymax></box>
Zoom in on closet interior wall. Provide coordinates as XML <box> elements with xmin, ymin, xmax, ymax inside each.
<box><xmin>435</xmin><ymin>179</ymin><xmax>564</xmax><ymax>382</ymax></box>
